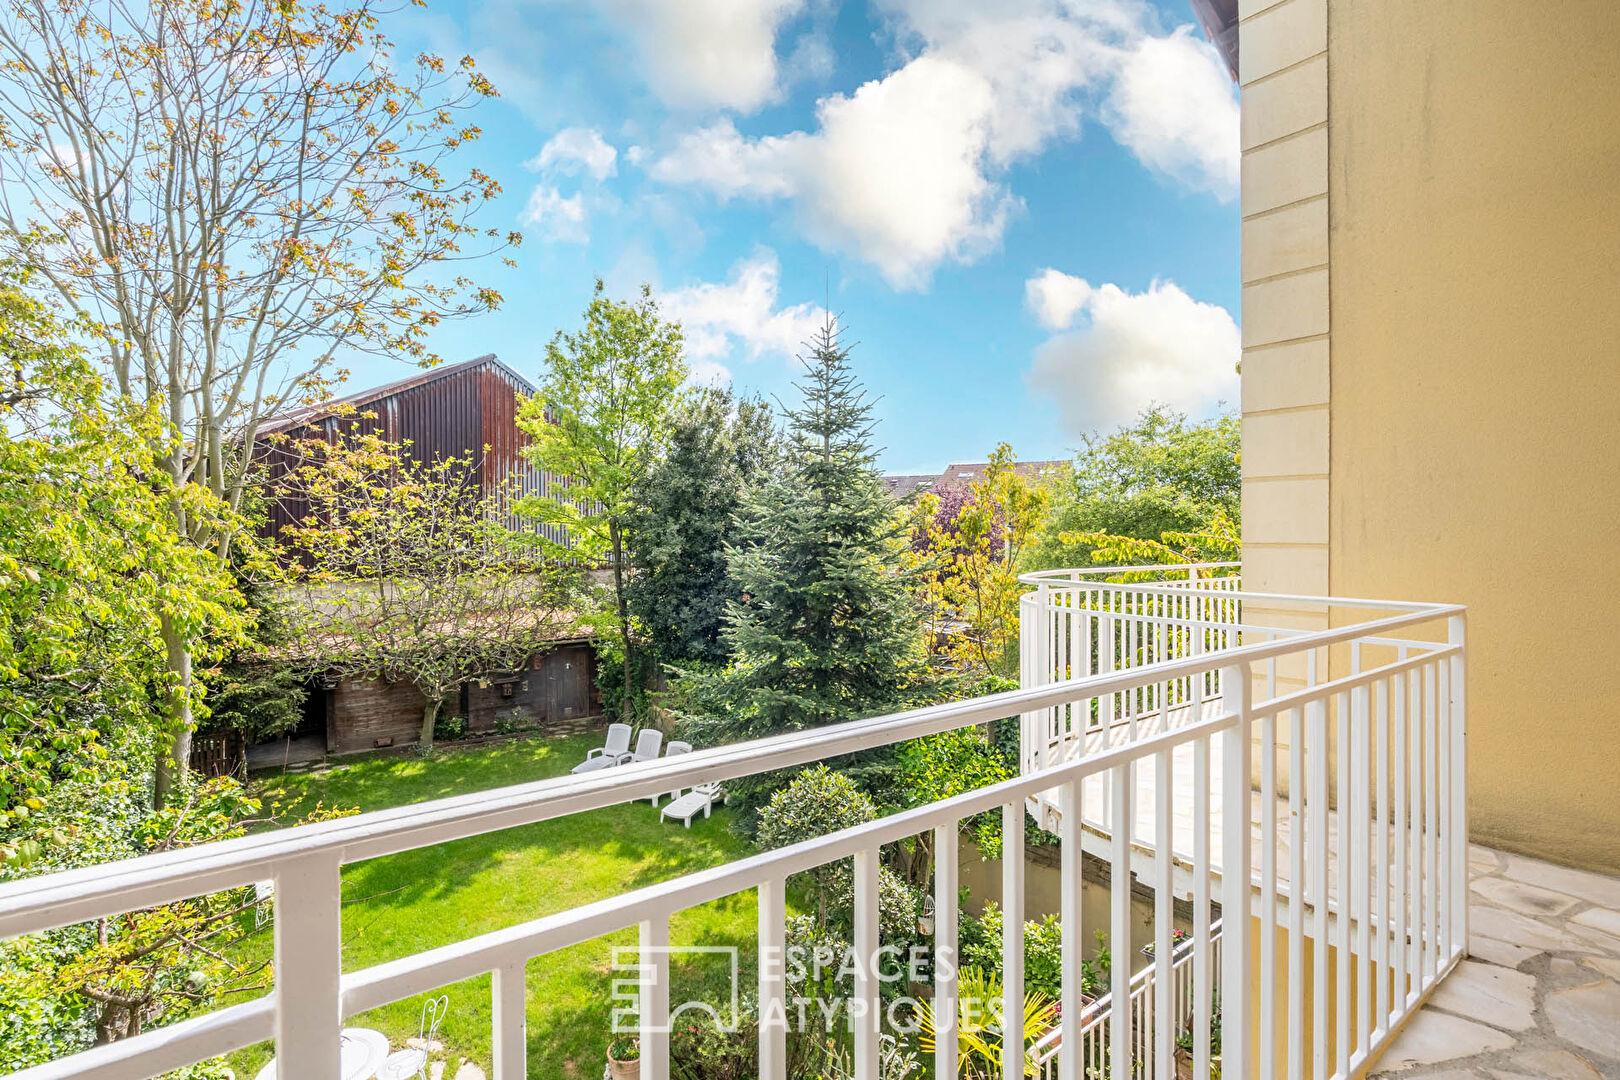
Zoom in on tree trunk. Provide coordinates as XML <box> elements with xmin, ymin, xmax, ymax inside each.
<box><xmin>611</xmin><ymin>524</ymin><xmax>637</xmax><ymax>725</ymax></box>
<box><xmin>153</xmin><ymin>614</ymin><xmax>194</xmax><ymax>809</ymax></box>
<box><xmin>419</xmin><ymin>697</ymin><xmax>441</xmax><ymax>750</ymax></box>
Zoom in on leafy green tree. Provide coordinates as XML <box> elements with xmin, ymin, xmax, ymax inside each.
<box><xmin>628</xmin><ymin>387</ymin><xmax>779</xmax><ymax>665</ymax></box>
<box><xmin>197</xmin><ymin>568</ymin><xmax>307</xmax><ymax>750</ymax></box>
<box><xmin>680</xmin><ymin>320</ymin><xmax>930</xmax><ymax>811</ymax></box>
<box><xmin>517</xmin><ymin>282</ymin><xmax>687</xmax><ymax>722</ymax></box>
<box><xmin>0</xmin><ymin>280</ymin><xmax>328</xmax><ymax>1066</ymax></box>
<box><xmin>277</xmin><ymin>427</ymin><xmax>580</xmax><ymax>750</ymax></box>
<box><xmin>895</xmin><ymin>728</ymin><xmax>1016</xmax><ymax>863</ymax></box>
<box><xmin>905</xmin><ymin>444</ymin><xmax>1052</xmax><ymax>676</ymax></box>
<box><xmin>0</xmin><ymin>280</ymin><xmax>246</xmax><ymax>869</ymax></box>
<box><xmin>1027</xmin><ymin>406</ymin><xmax>1240</xmax><ymax>571</ymax></box>
<box><xmin>959</xmin><ymin>903</ymin><xmax>1106</xmax><ymax>1001</ymax></box>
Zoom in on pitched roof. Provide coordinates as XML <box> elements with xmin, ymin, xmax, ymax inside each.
<box><xmin>882</xmin><ymin>474</ymin><xmax>939</xmax><ymax>499</ymax></box>
<box><xmin>255</xmin><ymin>354</ymin><xmax>535</xmax><ymax>437</ymax></box>
<box><xmin>885</xmin><ymin>459</ymin><xmax>1069</xmax><ymax>499</ymax></box>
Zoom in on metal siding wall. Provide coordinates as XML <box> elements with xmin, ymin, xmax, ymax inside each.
<box><xmin>257</xmin><ymin>360</ymin><xmax>576</xmax><ymax>551</ymax></box>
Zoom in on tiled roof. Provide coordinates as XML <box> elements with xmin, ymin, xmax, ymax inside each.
<box><xmin>885</xmin><ymin>459</ymin><xmax>1068</xmax><ymax>499</ymax></box>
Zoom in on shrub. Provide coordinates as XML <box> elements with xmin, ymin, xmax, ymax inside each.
<box><xmin>757</xmin><ymin>766</ymin><xmax>878</xmax><ymax>932</ymax></box>
<box><xmin>494</xmin><ymin>709</ymin><xmax>532</xmax><ymax>735</ymax></box>
<box><xmin>433</xmin><ymin>713</ymin><xmax>468</xmax><ymax>741</ymax></box>
<box><xmin>960</xmin><ymin>902</ymin><xmax>1107</xmax><ymax>1000</ymax></box>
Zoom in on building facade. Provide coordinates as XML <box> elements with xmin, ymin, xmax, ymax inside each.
<box><xmin>321</xmin><ymin>643</ymin><xmax>600</xmax><ymax>755</ymax></box>
<box><xmin>255</xmin><ymin>353</ymin><xmax>573</xmax><ymax>549</ymax></box>
<box><xmin>1228</xmin><ymin>0</ymin><xmax>1620</xmax><ymax>871</ymax></box>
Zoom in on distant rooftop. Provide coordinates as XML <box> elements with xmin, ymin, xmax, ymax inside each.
<box><xmin>883</xmin><ymin>459</ymin><xmax>1068</xmax><ymax>500</ymax></box>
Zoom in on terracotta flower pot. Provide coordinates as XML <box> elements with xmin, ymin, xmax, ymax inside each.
<box><xmin>607</xmin><ymin>1047</ymin><xmax>640</xmax><ymax>1080</ymax></box>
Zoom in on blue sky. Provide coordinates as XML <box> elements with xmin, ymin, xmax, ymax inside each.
<box><xmin>373</xmin><ymin>0</ymin><xmax>1240</xmax><ymax>474</ymax></box>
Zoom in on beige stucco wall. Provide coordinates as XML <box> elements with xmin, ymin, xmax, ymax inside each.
<box><xmin>1321</xmin><ymin>0</ymin><xmax>1620</xmax><ymax>872</ymax></box>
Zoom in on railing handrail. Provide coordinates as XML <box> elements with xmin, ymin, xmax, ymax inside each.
<box><xmin>0</xmin><ymin>590</ymin><xmax>1460</xmax><ymax>941</ymax></box>
<box><xmin>1019</xmin><ymin>563</ymin><xmax>1240</xmax><ymax>587</ymax></box>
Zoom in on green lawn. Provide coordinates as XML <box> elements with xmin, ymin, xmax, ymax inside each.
<box><xmin>231</xmin><ymin>734</ymin><xmax>758</xmax><ymax>1080</ymax></box>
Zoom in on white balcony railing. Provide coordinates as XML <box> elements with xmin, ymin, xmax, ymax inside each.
<box><xmin>1031</xmin><ymin>921</ymin><xmax>1223</xmax><ymax>1080</ymax></box>
<box><xmin>0</xmin><ymin>568</ymin><xmax>1467</xmax><ymax>1080</ymax></box>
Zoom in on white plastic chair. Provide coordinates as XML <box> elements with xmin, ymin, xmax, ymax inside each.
<box><xmin>648</xmin><ymin>740</ymin><xmax>692</xmax><ymax>806</ymax></box>
<box><xmin>624</xmin><ymin>727</ymin><xmax>663</xmax><ymax>766</ymax></box>
<box><xmin>253</xmin><ymin>880</ymin><xmax>274</xmax><ymax>929</ymax></box>
<box><xmin>572</xmin><ymin>723</ymin><xmax>633</xmax><ymax>774</ymax></box>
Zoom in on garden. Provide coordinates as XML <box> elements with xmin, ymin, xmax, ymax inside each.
<box><xmin>221</xmin><ymin>731</ymin><xmax>1145</xmax><ymax>1080</ymax></box>
<box><xmin>231</xmin><ymin>735</ymin><xmax>759</xmax><ymax>1079</ymax></box>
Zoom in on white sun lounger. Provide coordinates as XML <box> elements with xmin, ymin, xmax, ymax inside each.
<box><xmin>648</xmin><ymin>741</ymin><xmax>692</xmax><ymax>806</ymax></box>
<box><xmin>572</xmin><ymin>723</ymin><xmax>633</xmax><ymax>774</ymax></box>
<box><xmin>661</xmin><ymin>782</ymin><xmax>723</xmax><ymax>828</ymax></box>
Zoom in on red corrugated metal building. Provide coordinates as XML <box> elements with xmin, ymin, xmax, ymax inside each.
<box><xmin>255</xmin><ymin>353</ymin><xmax>571</xmax><ymax>548</ymax></box>
<box><xmin>248</xmin><ymin>356</ymin><xmax>601</xmax><ymax>763</ymax></box>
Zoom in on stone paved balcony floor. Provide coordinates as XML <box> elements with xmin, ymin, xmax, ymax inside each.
<box><xmin>1371</xmin><ymin>845</ymin><xmax>1620</xmax><ymax>1078</ymax></box>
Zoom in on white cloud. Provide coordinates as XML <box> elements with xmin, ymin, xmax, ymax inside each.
<box><xmin>1025</xmin><ymin>267</ymin><xmax>1096</xmax><ymax>331</ymax></box>
<box><xmin>649</xmin><ymin>0</ymin><xmax>1237</xmax><ymax>289</ymax></box>
<box><xmin>652</xmin><ymin>57</ymin><xmax>1016</xmax><ymax>290</ymax></box>
<box><xmin>525</xmin><ymin>127</ymin><xmax>618</xmax><ymax>180</ymax></box>
<box><xmin>686</xmin><ymin>356</ymin><xmax>735</xmax><ymax>386</ymax></box>
<box><xmin>518</xmin><ymin>185</ymin><xmax>589</xmax><ymax>243</ymax></box>
<box><xmin>593</xmin><ymin>0</ymin><xmax>809</xmax><ymax>112</ymax></box>
<box><xmin>1101</xmin><ymin>27</ymin><xmax>1240</xmax><ymax>198</ymax></box>
<box><xmin>650</xmin><ymin>119</ymin><xmax>800</xmax><ymax>201</ymax></box>
<box><xmin>659</xmin><ymin>249</ymin><xmax>828</xmax><ymax>370</ymax></box>
<box><xmin>1023</xmin><ymin>270</ymin><xmax>1239</xmax><ymax>437</ymax></box>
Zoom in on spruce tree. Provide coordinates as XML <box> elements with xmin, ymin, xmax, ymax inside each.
<box><xmin>681</xmin><ymin>318</ymin><xmax>930</xmax><ymax>813</ymax></box>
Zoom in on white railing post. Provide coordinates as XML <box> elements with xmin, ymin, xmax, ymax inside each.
<box><xmin>1193</xmin><ymin>732</ymin><xmax>1212</xmax><ymax>1080</ymax></box>
<box><xmin>639</xmin><ymin>916</ymin><xmax>670</xmax><ymax>1080</ymax></box>
<box><xmin>273</xmin><ymin>852</ymin><xmax>343</xmax><ymax>1080</ymax></box>
<box><xmin>1448</xmin><ymin>615</ymin><xmax>1468</xmax><ymax>953</ymax></box>
<box><xmin>1153</xmin><ymin>748</ymin><xmax>1174</xmax><ymax>1080</ymax></box>
<box><xmin>1021</xmin><ymin>595</ymin><xmax>1035</xmax><ymax>774</ymax></box>
<box><xmin>854</xmin><ymin>847</ymin><xmax>881</xmax><ymax>1080</ymax></box>
<box><xmin>1109</xmin><ymin>762</ymin><xmax>1133</xmax><ymax>1080</ymax></box>
<box><xmin>935</xmin><ymin>825</ymin><xmax>960</xmax><ymax>1080</ymax></box>
<box><xmin>759</xmin><ymin>876</ymin><xmax>788</xmax><ymax>1080</ymax></box>
<box><xmin>1220</xmin><ymin>663</ymin><xmax>1253</xmax><ymax>1080</ymax></box>
<box><xmin>492</xmin><ymin>962</ymin><xmax>527</xmax><ymax>1080</ymax></box>
<box><xmin>1002</xmin><ymin>802</ymin><xmax>1026</xmax><ymax>1080</ymax></box>
<box><xmin>1059</xmin><ymin>780</ymin><xmax>1083</xmax><ymax>1080</ymax></box>
<box><xmin>1036</xmin><ymin>583</ymin><xmax>1053</xmax><ymax>771</ymax></box>
<box><xmin>1309</xmin><ymin>697</ymin><xmax>1330</xmax><ymax>1080</ymax></box>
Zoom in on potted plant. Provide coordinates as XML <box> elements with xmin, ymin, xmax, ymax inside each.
<box><xmin>1173</xmin><ymin>992</ymin><xmax>1222</xmax><ymax>1079</ymax></box>
<box><xmin>607</xmin><ymin>1036</ymin><xmax>640</xmax><ymax>1080</ymax></box>
<box><xmin>1143</xmin><ymin>927</ymin><xmax>1191</xmax><ymax>958</ymax></box>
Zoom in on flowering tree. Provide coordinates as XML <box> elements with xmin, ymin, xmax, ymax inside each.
<box><xmin>908</xmin><ymin>444</ymin><xmax>1051</xmax><ymax>675</ymax></box>
<box><xmin>276</xmin><ymin>425</ymin><xmax>581</xmax><ymax>750</ymax></box>
<box><xmin>0</xmin><ymin>0</ymin><xmax>517</xmax><ymax>798</ymax></box>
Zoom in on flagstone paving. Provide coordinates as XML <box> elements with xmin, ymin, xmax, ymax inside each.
<box><xmin>1371</xmin><ymin>846</ymin><xmax>1620</xmax><ymax>1079</ymax></box>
